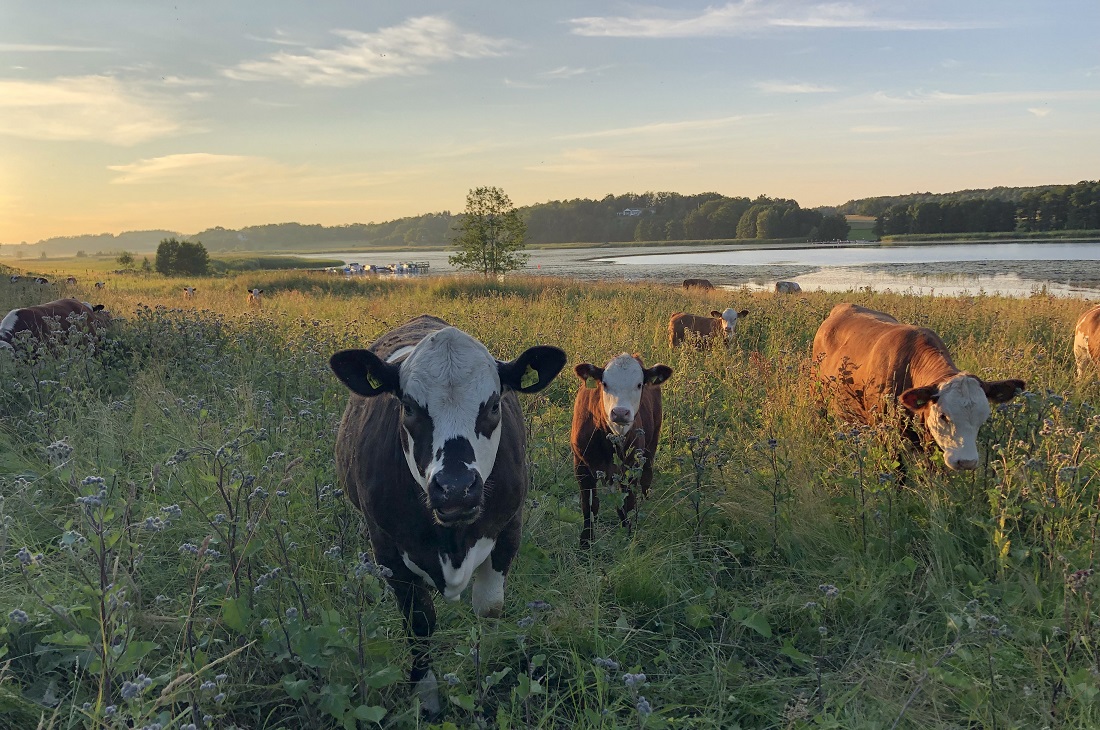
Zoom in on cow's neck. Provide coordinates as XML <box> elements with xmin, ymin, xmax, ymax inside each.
<box><xmin>908</xmin><ymin>340</ymin><xmax>960</xmax><ymax>389</ymax></box>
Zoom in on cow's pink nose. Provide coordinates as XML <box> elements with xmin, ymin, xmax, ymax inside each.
<box><xmin>610</xmin><ymin>407</ymin><xmax>631</xmax><ymax>424</ymax></box>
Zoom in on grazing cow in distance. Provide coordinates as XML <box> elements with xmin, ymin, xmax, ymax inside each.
<box><xmin>813</xmin><ymin>303</ymin><xmax>1024</xmax><ymax>471</ymax></box>
<box><xmin>247</xmin><ymin>288</ymin><xmax>263</xmax><ymax>306</ymax></box>
<box><xmin>65</xmin><ymin>276</ymin><xmax>77</xmax><ymax>285</ymax></box>
<box><xmin>669</xmin><ymin>308</ymin><xmax>749</xmax><ymax>349</ymax></box>
<box><xmin>183</xmin><ymin>286</ymin><xmax>196</xmax><ymax>299</ymax></box>
<box><xmin>0</xmin><ymin>298</ymin><xmax>110</xmax><ymax>352</ymax></box>
<box><xmin>94</xmin><ymin>282</ymin><xmax>106</xmax><ymax>290</ymax></box>
<box><xmin>330</xmin><ymin>315</ymin><xmax>566</xmax><ymax>713</ymax></box>
<box><xmin>683</xmin><ymin>278</ymin><xmax>715</xmax><ymax>290</ymax></box>
<box><xmin>9</xmin><ymin>275</ymin><xmax>21</xmax><ymax>283</ymax></box>
<box><xmin>775</xmin><ymin>281</ymin><xmax>802</xmax><ymax>294</ymax></box>
<box><xmin>571</xmin><ymin>354</ymin><xmax>673</xmax><ymax>548</ymax></box>
<box><xmin>1074</xmin><ymin>304</ymin><xmax>1100</xmax><ymax>378</ymax></box>
<box><xmin>32</xmin><ymin>277</ymin><xmax>50</xmax><ymax>285</ymax></box>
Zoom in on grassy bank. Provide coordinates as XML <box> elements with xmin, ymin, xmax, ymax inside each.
<box><xmin>881</xmin><ymin>229</ymin><xmax>1100</xmax><ymax>243</ymax></box>
<box><xmin>1</xmin><ymin>272</ymin><xmax>1098</xmax><ymax>729</ymax></box>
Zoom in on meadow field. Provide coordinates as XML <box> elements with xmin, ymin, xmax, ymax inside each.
<box><xmin>1</xmin><ymin>269</ymin><xmax>1098</xmax><ymax>729</ymax></box>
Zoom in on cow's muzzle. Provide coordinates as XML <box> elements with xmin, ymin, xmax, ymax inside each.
<box><xmin>428</xmin><ymin>468</ymin><xmax>484</xmax><ymax>525</ymax></box>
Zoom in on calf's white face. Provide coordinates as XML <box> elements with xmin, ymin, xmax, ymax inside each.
<box><xmin>576</xmin><ymin>354</ymin><xmax>673</xmax><ymax>436</ymax></box>
<box><xmin>712</xmin><ymin>308</ymin><xmax>749</xmax><ymax>345</ymax></box>
<box><xmin>330</xmin><ymin>326</ymin><xmax>566</xmax><ymax>526</ymax></box>
<box><xmin>901</xmin><ymin>374</ymin><xmax>1023</xmax><ymax>470</ymax></box>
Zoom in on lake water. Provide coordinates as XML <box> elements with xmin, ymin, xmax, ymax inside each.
<box><xmin>596</xmin><ymin>241</ymin><xmax>1100</xmax><ymax>267</ymax></box>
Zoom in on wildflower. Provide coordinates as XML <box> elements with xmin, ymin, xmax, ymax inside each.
<box><xmin>120</xmin><ymin>681</ymin><xmax>140</xmax><ymax>701</ymax></box>
<box><xmin>636</xmin><ymin>696</ymin><xmax>653</xmax><ymax>718</ymax></box>
<box><xmin>818</xmin><ymin>584</ymin><xmax>839</xmax><ymax>598</ymax></box>
<box><xmin>767</xmin><ymin>438</ymin><xmax>778</xmax><ymax>450</ymax></box>
<box><xmin>104</xmin><ymin>705</ymin><xmax>116</xmax><ymax>716</ymax></box>
<box><xmin>803</xmin><ymin>601</ymin><xmax>818</xmax><ymax>610</ymax></box>
<box><xmin>324</xmin><ymin>545</ymin><xmax>342</xmax><ymax>560</ymax></box>
<box><xmin>81</xmin><ymin>476</ymin><xmax>106</xmax><ymax>487</ymax></box>
<box><xmin>818</xmin><ymin>625</ymin><xmax>828</xmax><ymax>636</ymax></box>
<box><xmin>444</xmin><ymin>672</ymin><xmax>460</xmax><ymax>686</ymax></box>
<box><xmin>160</xmin><ymin>504</ymin><xmax>183</xmax><ymax>520</ymax></box>
<box><xmin>527</xmin><ymin>600</ymin><xmax>552</xmax><ymax>612</ymax></box>
<box><xmin>593</xmin><ymin>657</ymin><xmax>620</xmax><ymax>671</ymax></box>
<box><xmin>1068</xmin><ymin>568</ymin><xmax>1094</xmax><ymax>593</ymax></box>
<box><xmin>623</xmin><ymin>672</ymin><xmax>647</xmax><ymax>688</ymax></box>
<box><xmin>286</xmin><ymin>607</ymin><xmax>299</xmax><ymax>620</ymax></box>
<box><xmin>517</xmin><ymin>615</ymin><xmax>535</xmax><ymax>629</ymax></box>
<box><xmin>200</xmin><ymin>680</ymin><xmax>217</xmax><ymax>693</ymax></box>
<box><xmin>45</xmin><ymin>439</ymin><xmax>74</xmax><ymax>464</ymax></box>
<box><xmin>8</xmin><ymin>609</ymin><xmax>29</xmax><ymax>624</ymax></box>
<box><xmin>214</xmin><ymin>693</ymin><xmax>226</xmax><ymax>704</ymax></box>
<box><xmin>143</xmin><ymin>516</ymin><xmax>165</xmax><ymax>532</ymax></box>
<box><xmin>16</xmin><ymin>547</ymin><xmax>33</xmax><ymax>566</ymax></box>
<box><xmin>178</xmin><ymin>543</ymin><xmax>200</xmax><ymax>555</ymax></box>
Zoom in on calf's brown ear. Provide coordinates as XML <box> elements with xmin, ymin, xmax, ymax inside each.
<box><xmin>499</xmin><ymin>345</ymin><xmax>567</xmax><ymax>393</ymax></box>
<box><xmin>738</xmin><ymin>309</ymin><xmax>749</xmax><ymax>318</ymax></box>
<box><xmin>573</xmin><ymin>362</ymin><xmax>603</xmax><ymax>386</ymax></box>
<box><xmin>330</xmin><ymin>349</ymin><xmax>400</xmax><ymax>397</ymax></box>
<box><xmin>710</xmin><ymin>310</ymin><xmax>722</xmax><ymax>318</ymax></box>
<box><xmin>644</xmin><ymin>364</ymin><xmax>673</xmax><ymax>386</ymax></box>
<box><xmin>900</xmin><ymin>386</ymin><xmax>939</xmax><ymax>411</ymax></box>
<box><xmin>981</xmin><ymin>378</ymin><xmax>1025</xmax><ymax>403</ymax></box>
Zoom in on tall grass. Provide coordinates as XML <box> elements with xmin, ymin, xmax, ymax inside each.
<box><xmin>1</xmin><ymin>271</ymin><xmax>1098</xmax><ymax>729</ymax></box>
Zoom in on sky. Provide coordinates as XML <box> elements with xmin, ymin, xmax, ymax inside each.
<box><xmin>2</xmin><ymin>1</ymin><xmax>1098</xmax><ymax>244</ymax></box>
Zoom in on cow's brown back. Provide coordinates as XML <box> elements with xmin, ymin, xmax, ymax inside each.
<box><xmin>668</xmin><ymin>312</ymin><xmax>719</xmax><ymax>347</ymax></box>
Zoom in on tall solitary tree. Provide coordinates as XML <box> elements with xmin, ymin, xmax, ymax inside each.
<box><xmin>449</xmin><ymin>186</ymin><xmax>529</xmax><ymax>276</ymax></box>
<box><xmin>155</xmin><ymin>237</ymin><xmax>210</xmax><ymax>276</ymax></box>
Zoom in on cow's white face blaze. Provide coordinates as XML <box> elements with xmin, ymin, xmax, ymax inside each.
<box><xmin>396</xmin><ymin>328</ymin><xmax>504</xmax><ymax>524</ymax></box>
<box><xmin>596</xmin><ymin>354</ymin><xmax>646</xmax><ymax>436</ymax></box>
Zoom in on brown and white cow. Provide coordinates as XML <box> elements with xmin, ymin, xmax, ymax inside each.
<box><xmin>183</xmin><ymin>286</ymin><xmax>197</xmax><ymax>299</ymax></box>
<box><xmin>813</xmin><ymin>303</ymin><xmax>1024</xmax><ymax>471</ymax></box>
<box><xmin>669</xmin><ymin>308</ymin><xmax>749</xmax><ymax>348</ymax></box>
<box><xmin>330</xmin><ymin>315</ymin><xmax>566</xmax><ymax>713</ymax></box>
<box><xmin>65</xmin><ymin>276</ymin><xmax>78</xmax><ymax>285</ymax></box>
<box><xmin>247</xmin><ymin>288</ymin><xmax>263</xmax><ymax>306</ymax></box>
<box><xmin>571</xmin><ymin>354</ymin><xmax>673</xmax><ymax>548</ymax></box>
<box><xmin>94</xmin><ymin>281</ymin><xmax>106</xmax><ymax>290</ymax></box>
<box><xmin>1074</xmin><ymin>304</ymin><xmax>1100</xmax><ymax>378</ymax></box>
<box><xmin>0</xmin><ymin>298</ymin><xmax>110</xmax><ymax>351</ymax></box>
<box><xmin>682</xmin><ymin>278</ymin><xmax>715</xmax><ymax>290</ymax></box>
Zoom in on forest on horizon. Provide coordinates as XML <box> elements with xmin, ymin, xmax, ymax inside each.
<box><xmin>6</xmin><ymin>180</ymin><xmax>1098</xmax><ymax>257</ymax></box>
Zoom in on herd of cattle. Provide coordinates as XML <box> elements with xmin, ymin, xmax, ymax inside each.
<box><xmin>7</xmin><ymin>277</ymin><xmax>1100</xmax><ymax>713</ymax></box>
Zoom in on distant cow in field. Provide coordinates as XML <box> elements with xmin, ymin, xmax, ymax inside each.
<box><xmin>65</xmin><ymin>276</ymin><xmax>77</xmax><ymax>285</ymax></box>
<box><xmin>813</xmin><ymin>303</ymin><xmax>1024</xmax><ymax>471</ymax></box>
<box><xmin>0</xmin><ymin>298</ymin><xmax>110</xmax><ymax>352</ymax></box>
<box><xmin>183</xmin><ymin>286</ymin><xmax>196</xmax><ymax>299</ymax></box>
<box><xmin>329</xmin><ymin>315</ymin><xmax>566</xmax><ymax>713</ymax></box>
<box><xmin>9</xmin><ymin>275</ymin><xmax>21</xmax><ymax>283</ymax></box>
<box><xmin>247</xmin><ymin>288</ymin><xmax>263</xmax><ymax>306</ymax></box>
<box><xmin>683</xmin><ymin>278</ymin><xmax>715</xmax><ymax>290</ymax></box>
<box><xmin>775</xmin><ymin>281</ymin><xmax>802</xmax><ymax>294</ymax></box>
<box><xmin>1074</xmin><ymin>304</ymin><xmax>1100</xmax><ymax>378</ymax></box>
<box><xmin>94</xmin><ymin>282</ymin><xmax>106</xmax><ymax>290</ymax></box>
<box><xmin>669</xmin><ymin>308</ymin><xmax>749</xmax><ymax>349</ymax></box>
<box><xmin>32</xmin><ymin>277</ymin><xmax>50</xmax><ymax>285</ymax></box>
<box><xmin>571</xmin><ymin>353</ymin><xmax>673</xmax><ymax>548</ymax></box>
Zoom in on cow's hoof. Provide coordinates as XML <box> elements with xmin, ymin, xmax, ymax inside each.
<box><xmin>415</xmin><ymin>670</ymin><xmax>440</xmax><ymax>715</ymax></box>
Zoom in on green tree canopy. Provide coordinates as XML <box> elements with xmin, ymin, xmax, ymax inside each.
<box><xmin>155</xmin><ymin>238</ymin><xmax>210</xmax><ymax>276</ymax></box>
<box><xmin>449</xmin><ymin>187</ymin><xmax>529</xmax><ymax>276</ymax></box>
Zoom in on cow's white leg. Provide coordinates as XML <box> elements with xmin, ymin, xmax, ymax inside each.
<box><xmin>471</xmin><ymin>558</ymin><xmax>505</xmax><ymax>618</ymax></box>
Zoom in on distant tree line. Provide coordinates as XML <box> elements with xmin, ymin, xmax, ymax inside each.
<box><xmin>843</xmin><ymin>180</ymin><xmax>1100</xmax><ymax>237</ymax></box>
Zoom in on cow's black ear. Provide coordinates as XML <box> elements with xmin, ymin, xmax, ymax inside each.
<box><xmin>738</xmin><ymin>309</ymin><xmax>749</xmax><ymax>319</ymax></box>
<box><xmin>644</xmin><ymin>364</ymin><xmax>673</xmax><ymax>386</ymax></box>
<box><xmin>710</xmin><ymin>310</ymin><xmax>722</xmax><ymax>318</ymax></box>
<box><xmin>500</xmin><ymin>345</ymin><xmax>567</xmax><ymax>394</ymax></box>
<box><xmin>900</xmin><ymin>385</ymin><xmax>938</xmax><ymax>411</ymax></box>
<box><xmin>330</xmin><ymin>349</ymin><xmax>400</xmax><ymax>397</ymax></box>
<box><xmin>982</xmin><ymin>378</ymin><xmax>1025</xmax><ymax>403</ymax></box>
<box><xmin>92</xmin><ymin>305</ymin><xmax>105</xmax><ymax>312</ymax></box>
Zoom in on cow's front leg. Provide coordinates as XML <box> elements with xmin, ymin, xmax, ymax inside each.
<box><xmin>576</xmin><ymin>458</ymin><xmax>600</xmax><ymax>549</ymax></box>
<box><xmin>473</xmin><ymin>519</ymin><xmax>520</xmax><ymax>617</ymax></box>
<box><xmin>387</xmin><ymin>567</ymin><xmax>439</xmax><ymax>714</ymax></box>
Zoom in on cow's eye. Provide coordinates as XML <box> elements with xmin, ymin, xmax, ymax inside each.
<box><xmin>938</xmin><ymin>413</ymin><xmax>949</xmax><ymax>423</ymax></box>
<box><xmin>402</xmin><ymin>401</ymin><xmax>415</xmax><ymax>418</ymax></box>
<box><xmin>491</xmin><ymin>400</ymin><xmax>500</xmax><ymax>414</ymax></box>
<box><xmin>636</xmin><ymin>383</ymin><xmax>643</xmax><ymax>389</ymax></box>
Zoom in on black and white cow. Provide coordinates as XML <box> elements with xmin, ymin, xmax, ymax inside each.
<box><xmin>329</xmin><ymin>315</ymin><xmax>566</xmax><ymax>713</ymax></box>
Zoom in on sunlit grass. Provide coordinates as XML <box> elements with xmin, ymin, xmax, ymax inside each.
<box><xmin>1</xmin><ymin>270</ymin><xmax>1098</xmax><ymax>729</ymax></box>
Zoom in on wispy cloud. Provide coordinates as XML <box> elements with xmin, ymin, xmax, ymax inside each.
<box><xmin>526</xmin><ymin>147</ymin><xmax>695</xmax><ymax>174</ymax></box>
<box><xmin>0</xmin><ymin>42</ymin><xmax>112</xmax><ymax>52</ymax></box>
<box><xmin>872</xmin><ymin>89</ymin><xmax>1100</xmax><ymax>106</ymax></box>
<box><xmin>570</xmin><ymin>1</ymin><xmax>991</xmax><ymax>38</ymax></box>
<box><xmin>1028</xmin><ymin>107</ymin><xmax>1051</xmax><ymax>117</ymax></box>
<box><xmin>850</xmin><ymin>125</ymin><xmax>904</xmax><ymax>134</ymax></box>
<box><xmin>107</xmin><ymin>153</ymin><xmax>291</xmax><ymax>185</ymax></box>
<box><xmin>542</xmin><ymin>66</ymin><xmax>602</xmax><ymax>79</ymax></box>
<box><xmin>245</xmin><ymin>30</ymin><xmax>310</xmax><ymax>47</ymax></box>
<box><xmin>755</xmin><ymin>80</ymin><xmax>838</xmax><ymax>94</ymax></box>
<box><xmin>225</xmin><ymin>16</ymin><xmax>513</xmax><ymax>86</ymax></box>
<box><xmin>557</xmin><ymin>114</ymin><xmax>750</xmax><ymax>140</ymax></box>
<box><xmin>0</xmin><ymin>75</ymin><xmax>183</xmax><ymax>145</ymax></box>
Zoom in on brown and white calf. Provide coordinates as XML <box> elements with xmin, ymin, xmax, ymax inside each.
<box><xmin>94</xmin><ymin>281</ymin><xmax>106</xmax><ymax>289</ymax></box>
<box><xmin>0</xmin><ymin>298</ymin><xmax>110</xmax><ymax>351</ymax></box>
<box><xmin>813</xmin><ymin>303</ymin><xmax>1024</xmax><ymax>471</ymax></box>
<box><xmin>1074</xmin><ymin>304</ymin><xmax>1100</xmax><ymax>378</ymax></box>
<box><xmin>183</xmin><ymin>286</ymin><xmax>196</xmax><ymax>299</ymax></box>
<box><xmin>330</xmin><ymin>315</ymin><xmax>566</xmax><ymax>713</ymax></box>
<box><xmin>682</xmin><ymin>278</ymin><xmax>715</xmax><ymax>290</ymax></box>
<box><xmin>247</xmin><ymin>288</ymin><xmax>263</xmax><ymax>306</ymax></box>
<box><xmin>668</xmin><ymin>308</ymin><xmax>749</xmax><ymax>348</ymax></box>
<box><xmin>571</xmin><ymin>354</ymin><xmax>673</xmax><ymax>548</ymax></box>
